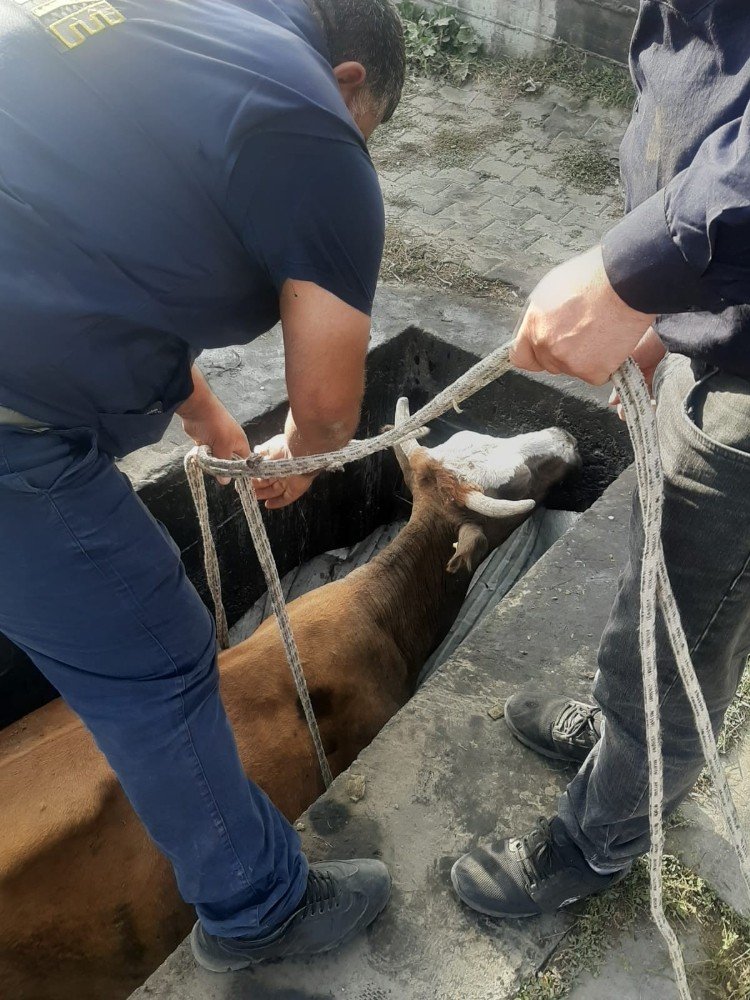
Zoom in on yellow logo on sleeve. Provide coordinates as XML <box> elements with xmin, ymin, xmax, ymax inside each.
<box><xmin>13</xmin><ymin>0</ymin><xmax>125</xmax><ymax>50</ymax></box>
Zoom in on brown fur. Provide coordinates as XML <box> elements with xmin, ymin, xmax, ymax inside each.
<box><xmin>0</xmin><ymin>455</ymin><xmax>538</xmax><ymax>1000</ymax></box>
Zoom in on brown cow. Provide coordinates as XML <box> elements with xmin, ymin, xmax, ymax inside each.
<box><xmin>0</xmin><ymin>403</ymin><xmax>579</xmax><ymax>1000</ymax></box>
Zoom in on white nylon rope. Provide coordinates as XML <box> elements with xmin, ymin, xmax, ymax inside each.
<box><xmin>185</xmin><ymin>344</ymin><xmax>749</xmax><ymax>997</ymax></box>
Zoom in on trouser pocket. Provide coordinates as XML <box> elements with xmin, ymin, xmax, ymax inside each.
<box><xmin>684</xmin><ymin>369</ymin><xmax>750</xmax><ymax>459</ymax></box>
<box><xmin>0</xmin><ymin>425</ymin><xmax>100</xmax><ymax>494</ymax></box>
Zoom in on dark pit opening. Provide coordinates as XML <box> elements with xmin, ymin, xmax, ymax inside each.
<box><xmin>0</xmin><ymin>326</ymin><xmax>632</xmax><ymax>729</ymax></box>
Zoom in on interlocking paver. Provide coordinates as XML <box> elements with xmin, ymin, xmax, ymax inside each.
<box><xmin>370</xmin><ymin>74</ymin><xmax>630</xmax><ymax>289</ymax></box>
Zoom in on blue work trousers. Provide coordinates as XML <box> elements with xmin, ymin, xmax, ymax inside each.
<box><xmin>0</xmin><ymin>424</ymin><xmax>307</xmax><ymax>937</ymax></box>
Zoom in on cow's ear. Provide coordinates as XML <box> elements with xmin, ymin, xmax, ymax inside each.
<box><xmin>446</xmin><ymin>522</ymin><xmax>488</xmax><ymax>575</ymax></box>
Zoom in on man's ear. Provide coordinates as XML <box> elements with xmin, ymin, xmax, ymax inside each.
<box><xmin>447</xmin><ymin>522</ymin><xmax>489</xmax><ymax>575</ymax></box>
<box><xmin>333</xmin><ymin>61</ymin><xmax>367</xmax><ymax>97</ymax></box>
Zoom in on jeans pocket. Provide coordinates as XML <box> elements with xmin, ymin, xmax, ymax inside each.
<box><xmin>682</xmin><ymin>370</ymin><xmax>750</xmax><ymax>467</ymax></box>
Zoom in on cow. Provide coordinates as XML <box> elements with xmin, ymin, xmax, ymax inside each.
<box><xmin>0</xmin><ymin>402</ymin><xmax>579</xmax><ymax>1000</ymax></box>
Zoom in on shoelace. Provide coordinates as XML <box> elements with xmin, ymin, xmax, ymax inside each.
<box><xmin>517</xmin><ymin>817</ymin><xmax>558</xmax><ymax>888</ymax></box>
<box><xmin>301</xmin><ymin>868</ymin><xmax>340</xmax><ymax>917</ymax></box>
<box><xmin>556</xmin><ymin>702</ymin><xmax>601</xmax><ymax>744</ymax></box>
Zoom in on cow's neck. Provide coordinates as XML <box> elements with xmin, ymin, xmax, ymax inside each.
<box><xmin>361</xmin><ymin>503</ymin><xmax>471</xmax><ymax>687</ymax></box>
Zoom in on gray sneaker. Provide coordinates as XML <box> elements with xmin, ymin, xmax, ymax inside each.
<box><xmin>452</xmin><ymin>816</ymin><xmax>629</xmax><ymax>919</ymax></box>
<box><xmin>504</xmin><ymin>693</ymin><xmax>601</xmax><ymax>763</ymax></box>
<box><xmin>191</xmin><ymin>860</ymin><xmax>391</xmax><ymax>973</ymax></box>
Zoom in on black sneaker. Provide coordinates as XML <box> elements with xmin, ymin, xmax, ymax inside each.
<box><xmin>451</xmin><ymin>816</ymin><xmax>628</xmax><ymax>919</ymax></box>
<box><xmin>191</xmin><ymin>860</ymin><xmax>391</xmax><ymax>973</ymax></box>
<box><xmin>504</xmin><ymin>693</ymin><xmax>601</xmax><ymax>763</ymax></box>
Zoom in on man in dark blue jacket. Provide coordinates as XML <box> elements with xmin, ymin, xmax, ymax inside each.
<box><xmin>453</xmin><ymin>0</ymin><xmax>750</xmax><ymax>917</ymax></box>
<box><xmin>0</xmin><ymin>0</ymin><xmax>403</xmax><ymax>971</ymax></box>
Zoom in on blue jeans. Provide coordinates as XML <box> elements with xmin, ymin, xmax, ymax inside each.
<box><xmin>560</xmin><ymin>355</ymin><xmax>750</xmax><ymax>871</ymax></box>
<box><xmin>0</xmin><ymin>425</ymin><xmax>307</xmax><ymax>937</ymax></box>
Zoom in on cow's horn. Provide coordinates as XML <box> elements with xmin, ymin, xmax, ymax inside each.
<box><xmin>464</xmin><ymin>492</ymin><xmax>536</xmax><ymax>519</ymax></box>
<box><xmin>394</xmin><ymin>397</ymin><xmax>423</xmax><ymax>460</ymax></box>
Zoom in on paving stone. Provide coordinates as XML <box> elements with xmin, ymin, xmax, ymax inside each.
<box><xmin>472</xmin><ymin>224</ymin><xmax>540</xmax><ymax>257</ymax></box>
<box><xmin>436</xmin><ymin>165</ymin><xmax>484</xmax><ymax>187</ymax></box>
<box><xmin>522</xmin><ymin>213</ymin><xmax>606</xmax><ymax>245</ymax></box>
<box><xmin>526</xmin><ymin>235</ymin><xmax>577</xmax><ymax>265</ymax></box>
<box><xmin>439</xmin><ymin>82</ymin><xmax>476</xmax><ymax>107</ymax></box>
<box><xmin>585</xmin><ymin>117</ymin><xmax>627</xmax><ymax>144</ymax></box>
<box><xmin>543</xmin><ymin>104</ymin><xmax>599</xmax><ymax>139</ymax></box>
<box><xmin>514</xmin><ymin>190</ymin><xmax>572</xmax><ymax>222</ymax></box>
<box><xmin>545</xmin><ymin>84</ymin><xmax>587</xmax><ymax>112</ymax></box>
<box><xmin>470</xmin><ymin>155</ymin><xmax>526</xmax><ymax>183</ymax></box>
<box><xmin>510</xmin><ymin>166</ymin><xmax>564</xmax><ymax>198</ymax></box>
<box><xmin>505</xmin><ymin>147</ymin><xmax>559</xmax><ymax>172</ymax></box>
<box><xmin>473</xmin><ymin>181</ymin><xmax>528</xmax><ymax>206</ymax></box>
<box><xmin>398</xmin><ymin>208</ymin><xmax>462</xmax><ymax>235</ymax></box>
<box><xmin>469</xmin><ymin>91</ymin><xmax>503</xmax><ymax>114</ymax></box>
<box><xmin>484</xmin><ymin>258</ymin><xmax>550</xmax><ymax>296</ymax></box>
<box><xmin>373</xmin><ymin>67</ymin><xmax>630</xmax><ymax>301</ymax></box>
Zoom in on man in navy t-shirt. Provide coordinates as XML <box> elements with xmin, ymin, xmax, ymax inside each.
<box><xmin>0</xmin><ymin>0</ymin><xmax>404</xmax><ymax>972</ymax></box>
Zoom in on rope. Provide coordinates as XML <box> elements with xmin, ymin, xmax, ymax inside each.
<box><xmin>186</xmin><ymin>341</ymin><xmax>750</xmax><ymax>997</ymax></box>
<box><xmin>614</xmin><ymin>360</ymin><xmax>750</xmax><ymax>1000</ymax></box>
<box><xmin>184</xmin><ymin>454</ymin><xmax>230</xmax><ymax>650</ymax></box>
<box><xmin>234</xmin><ymin>477</ymin><xmax>333</xmax><ymax>788</ymax></box>
<box><xmin>187</xmin><ymin>344</ymin><xmax>515</xmax><ymax>481</ymax></box>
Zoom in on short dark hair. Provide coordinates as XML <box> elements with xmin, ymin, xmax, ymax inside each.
<box><xmin>305</xmin><ymin>0</ymin><xmax>406</xmax><ymax>122</ymax></box>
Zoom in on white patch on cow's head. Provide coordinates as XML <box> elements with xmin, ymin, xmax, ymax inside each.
<box><xmin>423</xmin><ymin>426</ymin><xmax>579</xmax><ymax>500</ymax></box>
<box><xmin>391</xmin><ymin>398</ymin><xmax>580</xmax><ymax>530</ymax></box>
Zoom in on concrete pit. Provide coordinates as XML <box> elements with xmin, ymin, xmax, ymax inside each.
<box><xmin>0</xmin><ymin>288</ymin><xmax>630</xmax><ymax>732</ymax></box>
<box><xmin>1</xmin><ymin>288</ymin><xmax>639</xmax><ymax>999</ymax></box>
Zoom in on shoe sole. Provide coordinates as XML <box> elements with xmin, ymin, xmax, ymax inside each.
<box><xmin>504</xmin><ymin>713</ymin><xmax>587</xmax><ymax>764</ymax></box>
<box><xmin>191</xmin><ymin>891</ymin><xmax>391</xmax><ymax>974</ymax></box>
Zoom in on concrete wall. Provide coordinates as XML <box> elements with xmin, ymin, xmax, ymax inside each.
<box><xmin>421</xmin><ymin>0</ymin><xmax>637</xmax><ymax>64</ymax></box>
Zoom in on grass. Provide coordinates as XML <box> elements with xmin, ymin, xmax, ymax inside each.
<box><xmin>515</xmin><ymin>855</ymin><xmax>750</xmax><ymax>1000</ymax></box>
<box><xmin>694</xmin><ymin>662</ymin><xmax>750</xmax><ymax>796</ymax></box>
<box><xmin>428</xmin><ymin>113</ymin><xmax>521</xmax><ymax>168</ymax></box>
<box><xmin>718</xmin><ymin>662</ymin><xmax>750</xmax><ymax>757</ymax></box>
<box><xmin>553</xmin><ymin>141</ymin><xmax>620</xmax><ymax>195</ymax></box>
<box><xmin>380</xmin><ymin>222</ymin><xmax>519</xmax><ymax>302</ymax></box>
<box><xmin>481</xmin><ymin>46</ymin><xmax>635</xmax><ymax>111</ymax></box>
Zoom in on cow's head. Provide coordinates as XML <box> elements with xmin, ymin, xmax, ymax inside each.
<box><xmin>392</xmin><ymin>398</ymin><xmax>580</xmax><ymax>575</ymax></box>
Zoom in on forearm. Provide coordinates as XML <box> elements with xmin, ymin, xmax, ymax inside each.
<box><xmin>176</xmin><ymin>366</ymin><xmax>217</xmax><ymax>421</ymax></box>
<box><xmin>284</xmin><ymin>398</ymin><xmax>360</xmax><ymax>458</ymax></box>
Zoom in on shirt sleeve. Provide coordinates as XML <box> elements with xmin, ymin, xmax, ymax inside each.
<box><xmin>602</xmin><ymin>109</ymin><xmax>750</xmax><ymax>315</ymax></box>
<box><xmin>234</xmin><ymin>131</ymin><xmax>385</xmax><ymax>317</ymax></box>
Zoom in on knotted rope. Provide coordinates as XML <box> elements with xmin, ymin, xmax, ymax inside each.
<box><xmin>186</xmin><ymin>338</ymin><xmax>749</xmax><ymax>998</ymax></box>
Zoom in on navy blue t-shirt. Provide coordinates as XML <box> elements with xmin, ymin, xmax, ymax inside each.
<box><xmin>0</xmin><ymin>0</ymin><xmax>384</xmax><ymax>455</ymax></box>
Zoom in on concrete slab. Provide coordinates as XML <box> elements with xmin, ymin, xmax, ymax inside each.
<box><xmin>669</xmin><ymin>730</ymin><xmax>750</xmax><ymax>919</ymax></box>
<box><xmin>132</xmin><ymin>468</ymin><xmax>636</xmax><ymax>1000</ymax></box>
<box><xmin>567</xmin><ymin>926</ymin><xmax>704</xmax><ymax>1000</ymax></box>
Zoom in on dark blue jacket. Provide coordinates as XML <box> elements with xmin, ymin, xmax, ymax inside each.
<box><xmin>0</xmin><ymin>0</ymin><xmax>383</xmax><ymax>456</ymax></box>
<box><xmin>602</xmin><ymin>0</ymin><xmax>750</xmax><ymax>377</ymax></box>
